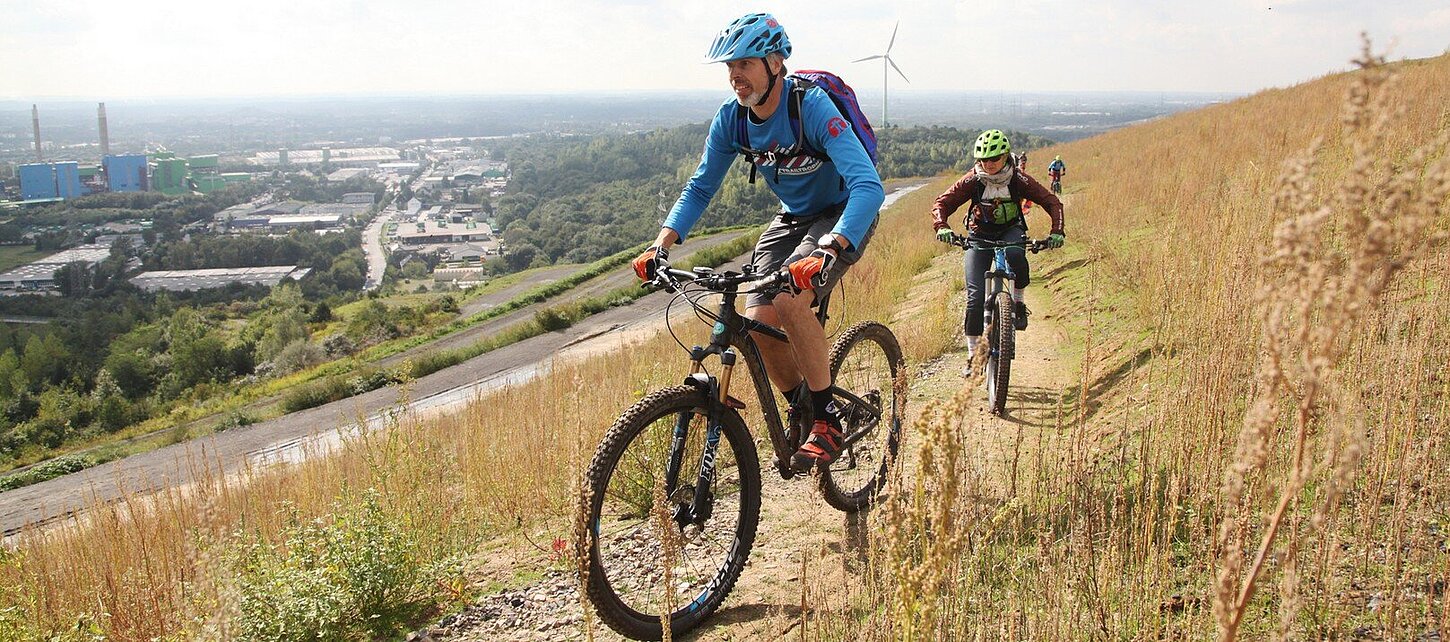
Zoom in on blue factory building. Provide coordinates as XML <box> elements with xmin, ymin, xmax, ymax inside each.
<box><xmin>53</xmin><ymin>162</ymin><xmax>82</xmax><ymax>198</ymax></box>
<box><xmin>19</xmin><ymin>162</ymin><xmax>93</xmax><ymax>201</ymax></box>
<box><xmin>19</xmin><ymin>163</ymin><xmax>59</xmax><ymax>200</ymax></box>
<box><xmin>103</xmin><ymin>154</ymin><xmax>149</xmax><ymax>192</ymax></box>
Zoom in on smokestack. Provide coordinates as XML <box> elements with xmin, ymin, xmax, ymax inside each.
<box><xmin>32</xmin><ymin>104</ymin><xmax>43</xmax><ymax>162</ymax></box>
<box><xmin>98</xmin><ymin>103</ymin><xmax>111</xmax><ymax>157</ymax></box>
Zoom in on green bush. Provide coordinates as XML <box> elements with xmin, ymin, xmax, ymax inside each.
<box><xmin>279</xmin><ymin>377</ymin><xmax>351</xmax><ymax>414</ymax></box>
<box><xmin>228</xmin><ymin>490</ymin><xmax>435</xmax><ymax>641</ymax></box>
<box><xmin>279</xmin><ymin>367</ymin><xmax>402</xmax><ymax>414</ymax></box>
<box><xmin>407</xmin><ymin>350</ymin><xmax>465</xmax><ymax>379</ymax></box>
<box><xmin>533</xmin><ymin>305</ymin><xmax>576</xmax><ymax>332</ymax></box>
<box><xmin>0</xmin><ymin>454</ymin><xmax>97</xmax><ymax>492</ymax></box>
<box><xmin>216</xmin><ymin>411</ymin><xmax>257</xmax><ymax>432</ymax></box>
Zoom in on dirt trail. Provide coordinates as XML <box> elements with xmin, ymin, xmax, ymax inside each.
<box><xmin>428</xmin><ymin>241</ymin><xmax>1076</xmax><ymax>641</ymax></box>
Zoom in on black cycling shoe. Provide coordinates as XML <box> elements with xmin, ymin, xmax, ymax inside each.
<box><xmin>1014</xmin><ymin>301</ymin><xmax>1030</xmax><ymax>331</ymax></box>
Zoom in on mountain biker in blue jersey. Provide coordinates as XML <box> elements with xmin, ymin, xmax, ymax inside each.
<box><xmin>931</xmin><ymin>130</ymin><xmax>1064</xmax><ymax>369</ymax></box>
<box><xmin>631</xmin><ymin>12</ymin><xmax>885</xmax><ymax>472</ymax></box>
<box><xmin>1047</xmin><ymin>155</ymin><xmax>1066</xmax><ymax>188</ymax></box>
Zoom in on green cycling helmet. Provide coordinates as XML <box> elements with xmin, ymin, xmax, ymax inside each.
<box><xmin>973</xmin><ymin>129</ymin><xmax>1011</xmax><ymax>159</ymax></box>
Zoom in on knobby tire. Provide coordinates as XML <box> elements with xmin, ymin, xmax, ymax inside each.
<box><xmin>987</xmin><ymin>292</ymin><xmax>1015</xmax><ymax>415</ymax></box>
<box><xmin>818</xmin><ymin>321</ymin><xmax>906</xmax><ymax>512</ymax></box>
<box><xmin>581</xmin><ymin>386</ymin><xmax>761</xmax><ymax>641</ymax></box>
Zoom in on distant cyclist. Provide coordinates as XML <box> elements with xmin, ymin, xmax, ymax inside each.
<box><xmin>1014</xmin><ymin>152</ymin><xmax>1033</xmax><ymax>213</ymax></box>
<box><xmin>1047</xmin><ymin>155</ymin><xmax>1066</xmax><ymax>193</ymax></box>
<box><xmin>632</xmin><ymin>13</ymin><xmax>884</xmax><ymax>471</ymax></box>
<box><xmin>931</xmin><ymin>130</ymin><xmax>1064</xmax><ymax>367</ymax></box>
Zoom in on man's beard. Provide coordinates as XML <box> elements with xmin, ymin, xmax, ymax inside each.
<box><xmin>735</xmin><ymin>90</ymin><xmax>763</xmax><ymax>108</ymax></box>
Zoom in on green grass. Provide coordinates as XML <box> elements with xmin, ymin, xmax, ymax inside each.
<box><xmin>0</xmin><ymin>245</ymin><xmax>50</xmax><ymax>273</ymax></box>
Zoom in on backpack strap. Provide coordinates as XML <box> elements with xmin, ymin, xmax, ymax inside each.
<box><xmin>733</xmin><ymin>81</ymin><xmax>814</xmax><ymax>185</ymax></box>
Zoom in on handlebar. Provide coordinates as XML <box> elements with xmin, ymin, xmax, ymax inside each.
<box><xmin>646</xmin><ymin>261</ymin><xmax>795</xmax><ymax>298</ymax></box>
<box><xmin>940</xmin><ymin>232</ymin><xmax>1049</xmax><ymax>253</ymax></box>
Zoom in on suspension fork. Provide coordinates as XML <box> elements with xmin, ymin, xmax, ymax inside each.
<box><xmin>664</xmin><ymin>346</ymin><xmax>740</xmax><ymax>527</ymax></box>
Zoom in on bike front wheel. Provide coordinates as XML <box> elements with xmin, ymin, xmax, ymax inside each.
<box><xmin>985</xmin><ymin>292</ymin><xmax>1015</xmax><ymax>415</ymax></box>
<box><xmin>819</xmin><ymin>321</ymin><xmax>906</xmax><ymax>512</ymax></box>
<box><xmin>580</xmin><ymin>385</ymin><xmax>761</xmax><ymax>641</ymax></box>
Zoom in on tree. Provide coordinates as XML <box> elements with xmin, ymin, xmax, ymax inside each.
<box><xmin>104</xmin><ymin>350</ymin><xmax>158</xmax><ymax>400</ymax></box>
<box><xmin>401</xmin><ymin>261</ymin><xmax>430</xmax><ymax>280</ymax></box>
<box><xmin>256</xmin><ymin>307</ymin><xmax>309</xmax><ymax>363</ymax></box>
<box><xmin>504</xmin><ymin>242</ymin><xmax>541</xmax><ymax>272</ymax></box>
<box><xmin>20</xmin><ymin>334</ymin><xmax>70</xmax><ymax>388</ymax></box>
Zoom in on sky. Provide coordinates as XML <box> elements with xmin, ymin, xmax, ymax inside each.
<box><xmin>2</xmin><ymin>0</ymin><xmax>1447</xmax><ymax>100</ymax></box>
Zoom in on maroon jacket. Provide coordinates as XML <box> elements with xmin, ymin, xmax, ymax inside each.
<box><xmin>931</xmin><ymin>169</ymin><xmax>1064</xmax><ymax>237</ymax></box>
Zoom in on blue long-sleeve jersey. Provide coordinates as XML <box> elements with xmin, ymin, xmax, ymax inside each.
<box><xmin>662</xmin><ymin>78</ymin><xmax>885</xmax><ymax>249</ymax></box>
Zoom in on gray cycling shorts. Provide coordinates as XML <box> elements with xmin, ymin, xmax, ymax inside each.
<box><xmin>745</xmin><ymin>206</ymin><xmax>876</xmax><ymax>309</ymax></box>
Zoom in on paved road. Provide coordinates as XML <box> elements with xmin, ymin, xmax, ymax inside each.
<box><xmin>0</xmin><ymin>182</ymin><xmax>925</xmax><ymax>536</ymax></box>
<box><xmin>362</xmin><ymin>207</ymin><xmax>395</xmax><ymax>290</ymax></box>
<box><xmin>0</xmin><ymin>229</ymin><xmax>752</xmax><ymax>536</ymax></box>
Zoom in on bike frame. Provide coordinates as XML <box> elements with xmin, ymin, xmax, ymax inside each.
<box><xmin>944</xmin><ymin>234</ymin><xmax>1039</xmax><ymax>365</ymax></box>
<box><xmin>656</xmin><ymin>268</ymin><xmax>883</xmax><ymax>527</ymax></box>
<box><xmin>982</xmin><ymin>246</ymin><xmax>1016</xmax><ymax>361</ymax></box>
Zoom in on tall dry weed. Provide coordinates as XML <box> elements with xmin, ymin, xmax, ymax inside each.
<box><xmin>1213</xmin><ymin>38</ymin><xmax>1450</xmax><ymax>640</ymax></box>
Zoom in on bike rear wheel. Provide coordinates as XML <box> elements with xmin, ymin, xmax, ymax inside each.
<box><xmin>819</xmin><ymin>321</ymin><xmax>906</xmax><ymax>512</ymax></box>
<box><xmin>985</xmin><ymin>292</ymin><xmax>1014</xmax><ymax>415</ymax></box>
<box><xmin>581</xmin><ymin>386</ymin><xmax>761</xmax><ymax>640</ymax></box>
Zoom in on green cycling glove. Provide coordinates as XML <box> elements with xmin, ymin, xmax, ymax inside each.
<box><xmin>1046</xmin><ymin>232</ymin><xmax>1066</xmax><ymax>249</ymax></box>
<box><xmin>935</xmin><ymin>229</ymin><xmax>955</xmax><ymax>243</ymax></box>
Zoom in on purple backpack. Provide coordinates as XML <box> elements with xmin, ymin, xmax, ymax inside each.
<box><xmin>734</xmin><ymin>70</ymin><xmax>879</xmax><ymax>183</ymax></box>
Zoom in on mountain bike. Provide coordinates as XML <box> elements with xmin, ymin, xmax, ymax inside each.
<box><xmin>579</xmin><ymin>262</ymin><xmax>905</xmax><ymax>640</ymax></box>
<box><xmin>1049</xmin><ymin>173</ymin><xmax>1063</xmax><ymax>194</ymax></box>
<box><xmin>943</xmin><ymin>233</ymin><xmax>1047</xmax><ymax>415</ymax></box>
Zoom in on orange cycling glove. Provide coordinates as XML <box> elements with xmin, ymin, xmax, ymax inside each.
<box><xmin>786</xmin><ymin>248</ymin><xmax>837</xmax><ymax>291</ymax></box>
<box><xmin>632</xmin><ymin>245</ymin><xmax>668</xmax><ymax>281</ymax></box>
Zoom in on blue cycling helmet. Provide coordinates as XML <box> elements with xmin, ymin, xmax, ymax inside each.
<box><xmin>704</xmin><ymin>13</ymin><xmax>792</xmax><ymax>64</ymax></box>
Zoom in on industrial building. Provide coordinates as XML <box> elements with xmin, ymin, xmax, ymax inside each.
<box><xmin>19</xmin><ymin>162</ymin><xmax>86</xmax><ymax>200</ymax></box>
<box><xmin>248</xmin><ymin>147</ymin><xmax>400</xmax><ymax>168</ymax></box>
<box><xmin>215</xmin><ymin>200</ymin><xmax>366</xmax><ymax>233</ymax></box>
<box><xmin>151</xmin><ymin>157</ymin><xmax>190</xmax><ymax>195</ymax></box>
<box><xmin>130</xmin><ymin>266</ymin><xmax>310</xmax><ymax>292</ymax></box>
<box><xmin>103</xmin><ymin>154</ymin><xmax>149</xmax><ymax>192</ymax></box>
<box><xmin>12</xmin><ymin>103</ymin><xmax>247</xmax><ymax>203</ymax></box>
<box><xmin>0</xmin><ymin>244</ymin><xmax>113</xmax><ymax>291</ymax></box>
<box><xmin>394</xmin><ymin>219</ymin><xmax>493</xmax><ymax>245</ymax></box>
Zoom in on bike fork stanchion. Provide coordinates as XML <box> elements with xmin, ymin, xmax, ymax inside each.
<box><xmin>666</xmin><ymin>346</ymin><xmax>711</xmax><ymax>528</ymax></box>
<box><xmin>686</xmin><ymin>349</ymin><xmax>735</xmax><ymax>525</ymax></box>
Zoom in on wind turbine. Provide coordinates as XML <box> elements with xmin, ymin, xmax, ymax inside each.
<box><xmin>853</xmin><ymin>21</ymin><xmax>910</xmax><ymax>127</ymax></box>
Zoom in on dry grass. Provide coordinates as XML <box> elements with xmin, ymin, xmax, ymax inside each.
<box><xmin>823</xmin><ymin>42</ymin><xmax>1450</xmax><ymax>641</ymax></box>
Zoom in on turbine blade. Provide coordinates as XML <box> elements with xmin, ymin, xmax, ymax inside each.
<box><xmin>887</xmin><ymin>21</ymin><xmax>899</xmax><ymax>53</ymax></box>
<box><xmin>888</xmin><ymin>57</ymin><xmax>910</xmax><ymax>83</ymax></box>
<box><xmin>853</xmin><ymin>55</ymin><xmax>884</xmax><ymax>62</ymax></box>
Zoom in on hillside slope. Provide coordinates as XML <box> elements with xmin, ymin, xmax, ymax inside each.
<box><xmin>815</xmin><ymin>47</ymin><xmax>1450</xmax><ymax>640</ymax></box>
